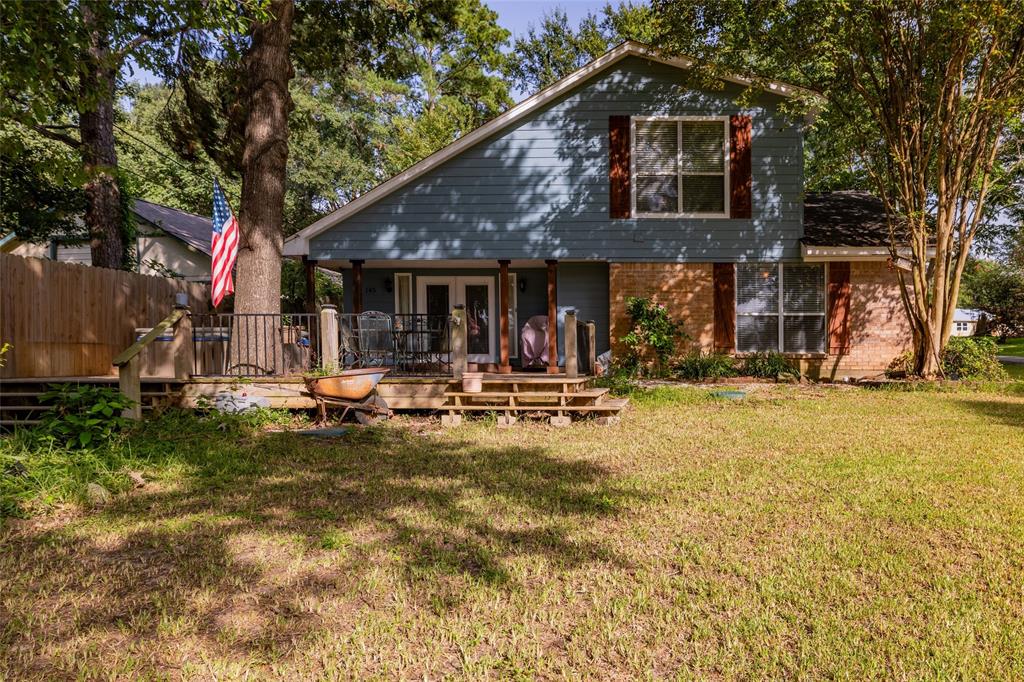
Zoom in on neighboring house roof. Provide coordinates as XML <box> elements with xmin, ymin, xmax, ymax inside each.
<box><xmin>132</xmin><ymin>199</ymin><xmax>212</xmax><ymax>256</ymax></box>
<box><xmin>954</xmin><ymin>308</ymin><xmax>987</xmax><ymax>322</ymax></box>
<box><xmin>801</xmin><ymin>191</ymin><xmax>895</xmax><ymax>247</ymax></box>
<box><xmin>284</xmin><ymin>40</ymin><xmax>817</xmax><ymax>257</ymax></box>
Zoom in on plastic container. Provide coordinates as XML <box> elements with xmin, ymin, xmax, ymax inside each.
<box><xmin>462</xmin><ymin>371</ymin><xmax>483</xmax><ymax>393</ymax></box>
<box><xmin>135</xmin><ymin>327</ymin><xmax>175</xmax><ymax>377</ymax></box>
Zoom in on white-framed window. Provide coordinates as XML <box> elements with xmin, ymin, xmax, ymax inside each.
<box><xmin>954</xmin><ymin>321</ymin><xmax>970</xmax><ymax>334</ymax></box>
<box><xmin>736</xmin><ymin>262</ymin><xmax>826</xmax><ymax>353</ymax></box>
<box><xmin>394</xmin><ymin>272</ymin><xmax>412</xmax><ymax>315</ymax></box>
<box><xmin>631</xmin><ymin>116</ymin><xmax>729</xmax><ymax>218</ymax></box>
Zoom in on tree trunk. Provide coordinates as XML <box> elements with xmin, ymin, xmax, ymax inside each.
<box><xmin>230</xmin><ymin>0</ymin><xmax>294</xmax><ymax>374</ymax></box>
<box><xmin>79</xmin><ymin>2</ymin><xmax>124</xmax><ymax>269</ymax></box>
<box><xmin>235</xmin><ymin>0</ymin><xmax>294</xmax><ymax>317</ymax></box>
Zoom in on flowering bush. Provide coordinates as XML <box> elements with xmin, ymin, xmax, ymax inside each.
<box><xmin>618</xmin><ymin>297</ymin><xmax>688</xmax><ymax>376</ymax></box>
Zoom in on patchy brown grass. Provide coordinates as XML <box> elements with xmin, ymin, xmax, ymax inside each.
<box><xmin>2</xmin><ymin>384</ymin><xmax>1023</xmax><ymax>679</ymax></box>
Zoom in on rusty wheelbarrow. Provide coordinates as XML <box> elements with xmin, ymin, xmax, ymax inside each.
<box><xmin>304</xmin><ymin>368</ymin><xmax>392</xmax><ymax>425</ymax></box>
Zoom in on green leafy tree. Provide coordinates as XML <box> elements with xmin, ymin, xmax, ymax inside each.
<box><xmin>0</xmin><ymin>0</ymin><xmax>264</xmax><ymax>269</ymax></box>
<box><xmin>658</xmin><ymin>0</ymin><xmax>1024</xmax><ymax>377</ymax></box>
<box><xmin>960</xmin><ymin>258</ymin><xmax>1024</xmax><ymax>340</ymax></box>
<box><xmin>504</xmin><ymin>2</ymin><xmax>657</xmax><ymax>95</ymax></box>
<box><xmin>0</xmin><ymin>123</ymin><xmax>86</xmax><ymax>243</ymax></box>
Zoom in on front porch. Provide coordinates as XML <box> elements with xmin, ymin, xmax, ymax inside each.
<box><xmin>93</xmin><ymin>299</ymin><xmax>625</xmax><ymax>425</ymax></box>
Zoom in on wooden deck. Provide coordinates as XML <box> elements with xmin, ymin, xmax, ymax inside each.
<box><xmin>1</xmin><ymin>372</ymin><xmax>627</xmax><ymax>426</ymax></box>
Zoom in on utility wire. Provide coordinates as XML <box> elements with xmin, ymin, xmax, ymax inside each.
<box><xmin>112</xmin><ymin>122</ymin><xmax>240</xmax><ymax>205</ymax></box>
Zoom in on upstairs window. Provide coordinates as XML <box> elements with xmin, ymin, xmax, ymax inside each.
<box><xmin>632</xmin><ymin>117</ymin><xmax>728</xmax><ymax>217</ymax></box>
<box><xmin>736</xmin><ymin>263</ymin><xmax>826</xmax><ymax>353</ymax></box>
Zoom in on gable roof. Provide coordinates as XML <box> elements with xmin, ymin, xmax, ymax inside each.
<box><xmin>132</xmin><ymin>199</ymin><xmax>212</xmax><ymax>255</ymax></box>
<box><xmin>284</xmin><ymin>40</ymin><xmax>816</xmax><ymax>257</ymax></box>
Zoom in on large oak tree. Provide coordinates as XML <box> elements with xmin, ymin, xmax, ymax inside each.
<box><xmin>0</xmin><ymin>0</ymin><xmax>262</xmax><ymax>269</ymax></box>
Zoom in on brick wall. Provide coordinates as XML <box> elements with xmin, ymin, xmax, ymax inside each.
<box><xmin>609</xmin><ymin>263</ymin><xmax>715</xmax><ymax>357</ymax></box>
<box><xmin>608</xmin><ymin>260</ymin><xmax>912</xmax><ymax>378</ymax></box>
<box><xmin>805</xmin><ymin>260</ymin><xmax>913</xmax><ymax>379</ymax></box>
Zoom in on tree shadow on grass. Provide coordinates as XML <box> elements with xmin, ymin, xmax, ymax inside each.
<box><xmin>1</xmin><ymin>422</ymin><xmax>641</xmax><ymax>677</ymax></box>
<box><xmin>954</xmin><ymin>392</ymin><xmax>1024</xmax><ymax>431</ymax></box>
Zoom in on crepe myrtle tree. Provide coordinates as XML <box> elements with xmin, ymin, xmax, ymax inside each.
<box><xmin>657</xmin><ymin>0</ymin><xmax>1024</xmax><ymax>377</ymax></box>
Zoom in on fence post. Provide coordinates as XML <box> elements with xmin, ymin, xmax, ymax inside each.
<box><xmin>564</xmin><ymin>308</ymin><xmax>578</xmax><ymax>378</ymax></box>
<box><xmin>320</xmin><ymin>304</ymin><xmax>339</xmax><ymax>371</ymax></box>
<box><xmin>586</xmin><ymin>321</ymin><xmax>597</xmax><ymax>375</ymax></box>
<box><xmin>119</xmin><ymin>355</ymin><xmax>142</xmax><ymax>420</ymax></box>
<box><xmin>451</xmin><ymin>304</ymin><xmax>467</xmax><ymax>380</ymax></box>
<box><xmin>171</xmin><ymin>306</ymin><xmax>193</xmax><ymax>381</ymax></box>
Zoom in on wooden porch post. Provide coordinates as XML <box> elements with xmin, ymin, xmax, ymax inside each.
<box><xmin>498</xmin><ymin>259</ymin><xmax>511</xmax><ymax>374</ymax></box>
<box><xmin>302</xmin><ymin>256</ymin><xmax>317</xmax><ymax>314</ymax></box>
<box><xmin>564</xmin><ymin>308</ymin><xmax>578</xmax><ymax>378</ymax></box>
<box><xmin>319</xmin><ymin>304</ymin><xmax>339</xmax><ymax>371</ymax></box>
<box><xmin>546</xmin><ymin>259</ymin><xmax>559</xmax><ymax>374</ymax></box>
<box><xmin>351</xmin><ymin>259</ymin><xmax>364</xmax><ymax>314</ymax></box>
<box><xmin>451</xmin><ymin>304</ymin><xmax>468</xmax><ymax>380</ymax></box>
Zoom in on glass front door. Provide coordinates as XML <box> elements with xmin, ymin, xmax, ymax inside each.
<box><xmin>417</xmin><ymin>275</ymin><xmax>495</xmax><ymax>363</ymax></box>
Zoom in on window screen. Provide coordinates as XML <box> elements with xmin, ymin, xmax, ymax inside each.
<box><xmin>633</xmin><ymin>118</ymin><xmax>727</xmax><ymax>216</ymax></box>
<box><xmin>737</xmin><ymin>263</ymin><xmax>779</xmax><ymax>352</ymax></box>
<box><xmin>635</xmin><ymin>121</ymin><xmax>678</xmax><ymax>213</ymax></box>
<box><xmin>782</xmin><ymin>263</ymin><xmax>825</xmax><ymax>353</ymax></box>
<box><xmin>680</xmin><ymin>121</ymin><xmax>726</xmax><ymax>213</ymax></box>
<box><xmin>736</xmin><ymin>263</ymin><xmax>826</xmax><ymax>353</ymax></box>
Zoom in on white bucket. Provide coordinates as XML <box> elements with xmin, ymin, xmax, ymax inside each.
<box><xmin>462</xmin><ymin>372</ymin><xmax>483</xmax><ymax>393</ymax></box>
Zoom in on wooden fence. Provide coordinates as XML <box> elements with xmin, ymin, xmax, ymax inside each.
<box><xmin>0</xmin><ymin>254</ymin><xmax>210</xmax><ymax>378</ymax></box>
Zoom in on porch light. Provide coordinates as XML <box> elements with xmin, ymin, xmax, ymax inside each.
<box><xmin>384</xmin><ymin>276</ymin><xmax>393</xmax><ymax>293</ymax></box>
<box><xmin>518</xmin><ymin>277</ymin><xmax>527</xmax><ymax>293</ymax></box>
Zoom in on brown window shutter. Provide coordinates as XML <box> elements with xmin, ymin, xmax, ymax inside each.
<box><xmin>713</xmin><ymin>263</ymin><xmax>736</xmax><ymax>353</ymax></box>
<box><xmin>729</xmin><ymin>115</ymin><xmax>752</xmax><ymax>219</ymax></box>
<box><xmin>827</xmin><ymin>262</ymin><xmax>851</xmax><ymax>354</ymax></box>
<box><xmin>609</xmin><ymin>115</ymin><xmax>631</xmax><ymax>219</ymax></box>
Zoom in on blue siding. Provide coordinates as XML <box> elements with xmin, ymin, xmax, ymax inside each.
<box><xmin>311</xmin><ymin>56</ymin><xmax>803</xmax><ymax>263</ymax></box>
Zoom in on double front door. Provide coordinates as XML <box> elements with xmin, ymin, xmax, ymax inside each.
<box><xmin>416</xmin><ymin>276</ymin><xmax>495</xmax><ymax>363</ymax></box>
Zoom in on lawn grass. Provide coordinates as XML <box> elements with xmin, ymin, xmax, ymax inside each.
<box><xmin>2</xmin><ymin>385</ymin><xmax>1023</xmax><ymax>679</ymax></box>
<box><xmin>997</xmin><ymin>337</ymin><xmax>1024</xmax><ymax>357</ymax></box>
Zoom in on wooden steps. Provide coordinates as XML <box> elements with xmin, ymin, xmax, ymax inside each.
<box><xmin>439</xmin><ymin>379</ymin><xmax>627</xmax><ymax>426</ymax></box>
<box><xmin>0</xmin><ymin>376</ymin><xmax>183</xmax><ymax>428</ymax></box>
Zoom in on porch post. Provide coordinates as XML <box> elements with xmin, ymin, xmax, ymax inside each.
<box><xmin>546</xmin><ymin>259</ymin><xmax>559</xmax><ymax>374</ymax></box>
<box><xmin>564</xmin><ymin>308</ymin><xmax>578</xmax><ymax>379</ymax></box>
<box><xmin>586</xmin><ymin>320</ymin><xmax>597</xmax><ymax>376</ymax></box>
<box><xmin>451</xmin><ymin>304</ymin><xmax>468</xmax><ymax>379</ymax></box>
<box><xmin>351</xmin><ymin>259</ymin><xmax>364</xmax><ymax>314</ymax></box>
<box><xmin>319</xmin><ymin>304</ymin><xmax>339</xmax><ymax>371</ymax></box>
<box><xmin>302</xmin><ymin>256</ymin><xmax>317</xmax><ymax>314</ymax></box>
<box><xmin>498</xmin><ymin>259</ymin><xmax>511</xmax><ymax>374</ymax></box>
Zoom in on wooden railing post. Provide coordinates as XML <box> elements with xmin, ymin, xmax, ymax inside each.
<box><xmin>119</xmin><ymin>355</ymin><xmax>142</xmax><ymax>420</ymax></box>
<box><xmin>320</xmin><ymin>304</ymin><xmax>339</xmax><ymax>371</ymax></box>
<box><xmin>171</xmin><ymin>305</ymin><xmax>193</xmax><ymax>381</ymax></box>
<box><xmin>564</xmin><ymin>308</ymin><xmax>578</xmax><ymax>378</ymax></box>
<box><xmin>586</xmin><ymin>320</ymin><xmax>597</xmax><ymax>375</ymax></box>
<box><xmin>113</xmin><ymin>307</ymin><xmax>186</xmax><ymax>420</ymax></box>
<box><xmin>451</xmin><ymin>304</ymin><xmax>467</xmax><ymax>379</ymax></box>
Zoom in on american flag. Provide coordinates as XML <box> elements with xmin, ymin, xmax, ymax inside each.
<box><xmin>211</xmin><ymin>179</ymin><xmax>238</xmax><ymax>308</ymax></box>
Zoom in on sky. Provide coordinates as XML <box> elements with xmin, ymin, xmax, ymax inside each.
<box><xmin>491</xmin><ymin>0</ymin><xmax>609</xmax><ymax>40</ymax></box>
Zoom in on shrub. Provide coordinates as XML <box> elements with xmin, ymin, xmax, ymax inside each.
<box><xmin>593</xmin><ymin>367</ymin><xmax>641</xmax><ymax>396</ymax></box>
<box><xmin>674</xmin><ymin>351</ymin><xmax>738</xmax><ymax>382</ymax></box>
<box><xmin>941</xmin><ymin>337</ymin><xmax>1008</xmax><ymax>380</ymax></box>
<box><xmin>37</xmin><ymin>384</ymin><xmax>135</xmax><ymax>448</ymax></box>
<box><xmin>740</xmin><ymin>351</ymin><xmax>800</xmax><ymax>380</ymax></box>
<box><xmin>618</xmin><ymin>297</ymin><xmax>688</xmax><ymax>377</ymax></box>
<box><xmin>886</xmin><ymin>338</ymin><xmax>1008</xmax><ymax>381</ymax></box>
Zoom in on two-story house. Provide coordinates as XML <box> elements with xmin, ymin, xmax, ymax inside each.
<box><xmin>284</xmin><ymin>41</ymin><xmax>912</xmax><ymax>379</ymax></box>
